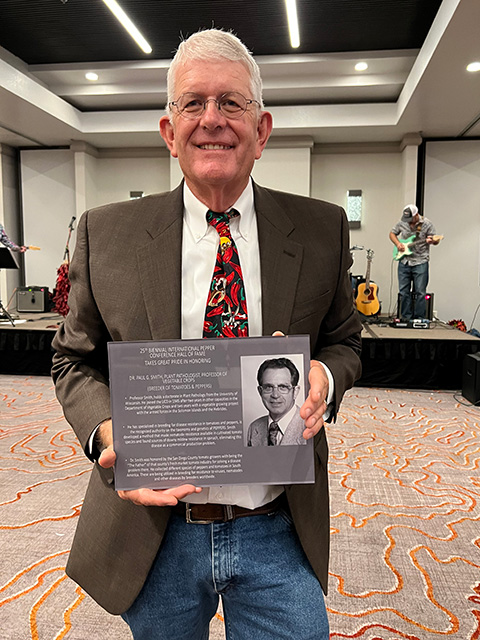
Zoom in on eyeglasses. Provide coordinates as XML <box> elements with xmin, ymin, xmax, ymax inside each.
<box><xmin>169</xmin><ymin>92</ymin><xmax>260</xmax><ymax>120</ymax></box>
<box><xmin>260</xmin><ymin>384</ymin><xmax>294</xmax><ymax>395</ymax></box>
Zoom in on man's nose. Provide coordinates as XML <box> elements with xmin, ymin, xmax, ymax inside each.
<box><xmin>200</xmin><ymin>100</ymin><xmax>226</xmax><ymax>127</ymax></box>
<box><xmin>270</xmin><ymin>386</ymin><xmax>281</xmax><ymax>397</ymax></box>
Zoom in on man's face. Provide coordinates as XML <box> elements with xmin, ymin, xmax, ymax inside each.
<box><xmin>159</xmin><ymin>59</ymin><xmax>272</xmax><ymax>200</ymax></box>
<box><xmin>258</xmin><ymin>367</ymin><xmax>299</xmax><ymax>421</ymax></box>
<box><xmin>409</xmin><ymin>213</ymin><xmax>420</xmax><ymax>228</ymax></box>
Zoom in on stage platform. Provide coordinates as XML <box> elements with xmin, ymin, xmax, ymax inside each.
<box><xmin>0</xmin><ymin>311</ymin><xmax>62</xmax><ymax>376</ymax></box>
<box><xmin>360</xmin><ymin>320</ymin><xmax>480</xmax><ymax>390</ymax></box>
<box><xmin>1</xmin><ymin>313</ymin><xmax>479</xmax><ymax>390</ymax></box>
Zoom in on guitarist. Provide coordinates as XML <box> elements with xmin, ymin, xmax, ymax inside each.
<box><xmin>389</xmin><ymin>204</ymin><xmax>440</xmax><ymax>321</ymax></box>
<box><xmin>0</xmin><ymin>222</ymin><xmax>27</xmax><ymax>253</ymax></box>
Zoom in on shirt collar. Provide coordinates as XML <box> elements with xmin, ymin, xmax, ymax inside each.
<box><xmin>183</xmin><ymin>180</ymin><xmax>255</xmax><ymax>243</ymax></box>
<box><xmin>270</xmin><ymin>404</ymin><xmax>298</xmax><ymax>435</ymax></box>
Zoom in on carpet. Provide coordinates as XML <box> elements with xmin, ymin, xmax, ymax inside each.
<box><xmin>0</xmin><ymin>376</ymin><xmax>479</xmax><ymax>639</ymax></box>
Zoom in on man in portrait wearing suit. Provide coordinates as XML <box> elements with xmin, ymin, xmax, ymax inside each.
<box><xmin>247</xmin><ymin>357</ymin><xmax>306</xmax><ymax>446</ymax></box>
<box><xmin>52</xmin><ymin>28</ymin><xmax>362</xmax><ymax>640</ymax></box>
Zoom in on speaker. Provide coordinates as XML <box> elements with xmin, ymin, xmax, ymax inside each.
<box><xmin>396</xmin><ymin>292</ymin><xmax>434</xmax><ymax>320</ymax></box>
<box><xmin>462</xmin><ymin>352</ymin><xmax>480</xmax><ymax>405</ymax></box>
<box><xmin>16</xmin><ymin>286</ymin><xmax>49</xmax><ymax>313</ymax></box>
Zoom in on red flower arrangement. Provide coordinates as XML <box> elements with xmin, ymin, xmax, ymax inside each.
<box><xmin>448</xmin><ymin>318</ymin><xmax>467</xmax><ymax>332</ymax></box>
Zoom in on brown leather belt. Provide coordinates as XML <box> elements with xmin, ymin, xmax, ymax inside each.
<box><xmin>173</xmin><ymin>494</ymin><xmax>285</xmax><ymax>524</ymax></box>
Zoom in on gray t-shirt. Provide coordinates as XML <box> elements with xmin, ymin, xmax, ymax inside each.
<box><xmin>391</xmin><ymin>216</ymin><xmax>436</xmax><ymax>266</ymax></box>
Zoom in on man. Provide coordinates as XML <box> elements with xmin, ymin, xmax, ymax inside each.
<box><xmin>0</xmin><ymin>222</ymin><xmax>26</xmax><ymax>252</ymax></box>
<box><xmin>389</xmin><ymin>204</ymin><xmax>440</xmax><ymax>320</ymax></box>
<box><xmin>52</xmin><ymin>28</ymin><xmax>362</xmax><ymax>640</ymax></box>
<box><xmin>247</xmin><ymin>357</ymin><xmax>306</xmax><ymax>446</ymax></box>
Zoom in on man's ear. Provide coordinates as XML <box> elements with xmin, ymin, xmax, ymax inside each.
<box><xmin>257</xmin><ymin>385</ymin><xmax>263</xmax><ymax>398</ymax></box>
<box><xmin>293</xmin><ymin>386</ymin><xmax>300</xmax><ymax>401</ymax></box>
<box><xmin>255</xmin><ymin>111</ymin><xmax>273</xmax><ymax>160</ymax></box>
<box><xmin>159</xmin><ymin>115</ymin><xmax>178</xmax><ymax>158</ymax></box>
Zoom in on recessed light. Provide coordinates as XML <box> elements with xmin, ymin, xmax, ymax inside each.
<box><xmin>466</xmin><ymin>61</ymin><xmax>480</xmax><ymax>72</ymax></box>
<box><xmin>85</xmin><ymin>72</ymin><xmax>99</xmax><ymax>81</ymax></box>
<box><xmin>355</xmin><ymin>62</ymin><xmax>368</xmax><ymax>72</ymax></box>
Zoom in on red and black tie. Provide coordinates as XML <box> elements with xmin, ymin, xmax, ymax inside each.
<box><xmin>203</xmin><ymin>209</ymin><xmax>248</xmax><ymax>338</ymax></box>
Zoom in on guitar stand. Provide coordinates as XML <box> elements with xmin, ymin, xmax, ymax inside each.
<box><xmin>0</xmin><ymin>297</ymin><xmax>15</xmax><ymax>326</ymax></box>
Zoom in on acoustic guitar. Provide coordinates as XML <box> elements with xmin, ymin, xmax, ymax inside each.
<box><xmin>355</xmin><ymin>249</ymin><xmax>380</xmax><ymax>316</ymax></box>
<box><xmin>393</xmin><ymin>234</ymin><xmax>443</xmax><ymax>260</ymax></box>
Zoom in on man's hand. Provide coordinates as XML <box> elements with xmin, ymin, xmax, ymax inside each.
<box><xmin>272</xmin><ymin>331</ymin><xmax>329</xmax><ymax>441</ymax></box>
<box><xmin>397</xmin><ymin>243</ymin><xmax>405</xmax><ymax>252</ymax></box>
<box><xmin>97</xmin><ymin>419</ymin><xmax>202</xmax><ymax>506</ymax></box>
<box><xmin>300</xmin><ymin>360</ymin><xmax>329</xmax><ymax>440</ymax></box>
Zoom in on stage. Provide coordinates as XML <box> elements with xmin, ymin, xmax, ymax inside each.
<box><xmin>0</xmin><ymin>313</ymin><xmax>479</xmax><ymax>391</ymax></box>
<box><xmin>359</xmin><ymin>320</ymin><xmax>480</xmax><ymax>390</ymax></box>
<box><xmin>0</xmin><ymin>312</ymin><xmax>62</xmax><ymax>376</ymax></box>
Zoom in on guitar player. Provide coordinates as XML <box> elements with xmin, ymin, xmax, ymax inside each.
<box><xmin>389</xmin><ymin>204</ymin><xmax>440</xmax><ymax>321</ymax></box>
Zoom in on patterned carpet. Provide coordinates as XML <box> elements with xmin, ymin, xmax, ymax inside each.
<box><xmin>0</xmin><ymin>376</ymin><xmax>479</xmax><ymax>639</ymax></box>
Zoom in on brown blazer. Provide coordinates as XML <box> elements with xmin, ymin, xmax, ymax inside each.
<box><xmin>52</xmin><ymin>181</ymin><xmax>362</xmax><ymax>614</ymax></box>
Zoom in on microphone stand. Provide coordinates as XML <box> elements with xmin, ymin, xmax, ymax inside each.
<box><xmin>64</xmin><ymin>216</ymin><xmax>76</xmax><ymax>262</ymax></box>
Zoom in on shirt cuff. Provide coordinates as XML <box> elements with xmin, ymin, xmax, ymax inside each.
<box><xmin>315</xmin><ymin>360</ymin><xmax>334</xmax><ymax>420</ymax></box>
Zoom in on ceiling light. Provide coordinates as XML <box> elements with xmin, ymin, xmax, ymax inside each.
<box><xmin>355</xmin><ymin>62</ymin><xmax>368</xmax><ymax>71</ymax></box>
<box><xmin>102</xmin><ymin>0</ymin><xmax>152</xmax><ymax>54</ymax></box>
<box><xmin>285</xmin><ymin>0</ymin><xmax>300</xmax><ymax>49</ymax></box>
<box><xmin>466</xmin><ymin>61</ymin><xmax>480</xmax><ymax>72</ymax></box>
<box><xmin>85</xmin><ymin>72</ymin><xmax>99</xmax><ymax>81</ymax></box>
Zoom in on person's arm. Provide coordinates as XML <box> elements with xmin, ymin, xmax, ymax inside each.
<box><xmin>0</xmin><ymin>224</ymin><xmax>26</xmax><ymax>252</ymax></box>
<box><xmin>389</xmin><ymin>231</ymin><xmax>404</xmax><ymax>251</ymax></box>
<box><xmin>51</xmin><ymin>211</ymin><xmax>202</xmax><ymax>507</ymax></box>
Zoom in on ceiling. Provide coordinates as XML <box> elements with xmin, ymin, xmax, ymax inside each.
<box><xmin>0</xmin><ymin>0</ymin><xmax>479</xmax><ymax>150</ymax></box>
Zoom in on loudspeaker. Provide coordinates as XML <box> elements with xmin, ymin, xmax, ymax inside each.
<box><xmin>462</xmin><ymin>352</ymin><xmax>480</xmax><ymax>405</ymax></box>
<box><xmin>396</xmin><ymin>292</ymin><xmax>434</xmax><ymax>320</ymax></box>
<box><xmin>16</xmin><ymin>286</ymin><xmax>49</xmax><ymax>313</ymax></box>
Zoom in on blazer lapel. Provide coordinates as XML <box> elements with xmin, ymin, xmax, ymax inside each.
<box><xmin>253</xmin><ymin>183</ymin><xmax>303</xmax><ymax>336</ymax></box>
<box><xmin>136</xmin><ymin>184</ymin><xmax>184</xmax><ymax>340</ymax></box>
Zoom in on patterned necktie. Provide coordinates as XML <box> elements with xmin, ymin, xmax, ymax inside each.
<box><xmin>268</xmin><ymin>421</ymin><xmax>280</xmax><ymax>446</ymax></box>
<box><xmin>203</xmin><ymin>209</ymin><xmax>248</xmax><ymax>338</ymax></box>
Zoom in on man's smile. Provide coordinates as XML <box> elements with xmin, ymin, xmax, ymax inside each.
<box><xmin>197</xmin><ymin>144</ymin><xmax>234</xmax><ymax>150</ymax></box>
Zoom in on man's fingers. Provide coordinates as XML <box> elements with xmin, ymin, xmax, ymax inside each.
<box><xmin>98</xmin><ymin>445</ymin><xmax>116</xmax><ymax>469</ymax></box>
<box><xmin>117</xmin><ymin>485</ymin><xmax>202</xmax><ymax>507</ymax></box>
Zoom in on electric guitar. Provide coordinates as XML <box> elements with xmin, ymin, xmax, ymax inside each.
<box><xmin>355</xmin><ymin>249</ymin><xmax>381</xmax><ymax>316</ymax></box>
<box><xmin>393</xmin><ymin>234</ymin><xmax>443</xmax><ymax>260</ymax></box>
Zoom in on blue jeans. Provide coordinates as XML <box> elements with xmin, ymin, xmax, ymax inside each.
<box><xmin>122</xmin><ymin>509</ymin><xmax>329</xmax><ymax>639</ymax></box>
<box><xmin>398</xmin><ymin>261</ymin><xmax>429</xmax><ymax>320</ymax></box>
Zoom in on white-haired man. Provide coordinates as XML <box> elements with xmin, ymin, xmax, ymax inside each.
<box><xmin>52</xmin><ymin>28</ymin><xmax>362</xmax><ymax>639</ymax></box>
<box><xmin>389</xmin><ymin>204</ymin><xmax>440</xmax><ymax>320</ymax></box>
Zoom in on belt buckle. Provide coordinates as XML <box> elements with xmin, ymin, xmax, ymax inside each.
<box><xmin>185</xmin><ymin>503</ymin><xmax>235</xmax><ymax>524</ymax></box>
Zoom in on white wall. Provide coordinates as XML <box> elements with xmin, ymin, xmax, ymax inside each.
<box><xmin>0</xmin><ymin>146</ymin><xmax>22</xmax><ymax>300</ymax></box>
<box><xmin>424</xmin><ymin>140</ymin><xmax>480</xmax><ymax>330</ymax></box>
<box><xmin>89</xmin><ymin>156</ymin><xmax>170</xmax><ymax>209</ymax></box>
<box><xmin>311</xmin><ymin>151</ymin><xmax>403</xmax><ymax>315</ymax></box>
<box><xmin>20</xmin><ymin>149</ymin><xmax>171</xmax><ymax>293</ymax></box>
<box><xmin>21</xmin><ymin>149</ymin><xmax>76</xmax><ymax>292</ymax></box>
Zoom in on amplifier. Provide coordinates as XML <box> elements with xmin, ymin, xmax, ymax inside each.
<box><xmin>16</xmin><ymin>286</ymin><xmax>49</xmax><ymax>313</ymax></box>
<box><xmin>462</xmin><ymin>352</ymin><xmax>480</xmax><ymax>405</ymax></box>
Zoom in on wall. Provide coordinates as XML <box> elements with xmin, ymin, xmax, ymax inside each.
<box><xmin>20</xmin><ymin>149</ymin><xmax>76</xmax><ymax>293</ymax></box>
<box><xmin>0</xmin><ymin>145</ymin><xmax>22</xmax><ymax>302</ymax></box>
<box><xmin>89</xmin><ymin>156</ymin><xmax>170</xmax><ymax>209</ymax></box>
<box><xmin>423</xmin><ymin>139</ymin><xmax>480</xmax><ymax>330</ymax></box>
<box><xmin>311</xmin><ymin>150</ymin><xmax>403</xmax><ymax>316</ymax></box>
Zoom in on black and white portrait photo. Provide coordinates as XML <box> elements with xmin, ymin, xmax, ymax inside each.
<box><xmin>241</xmin><ymin>355</ymin><xmax>306</xmax><ymax>447</ymax></box>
